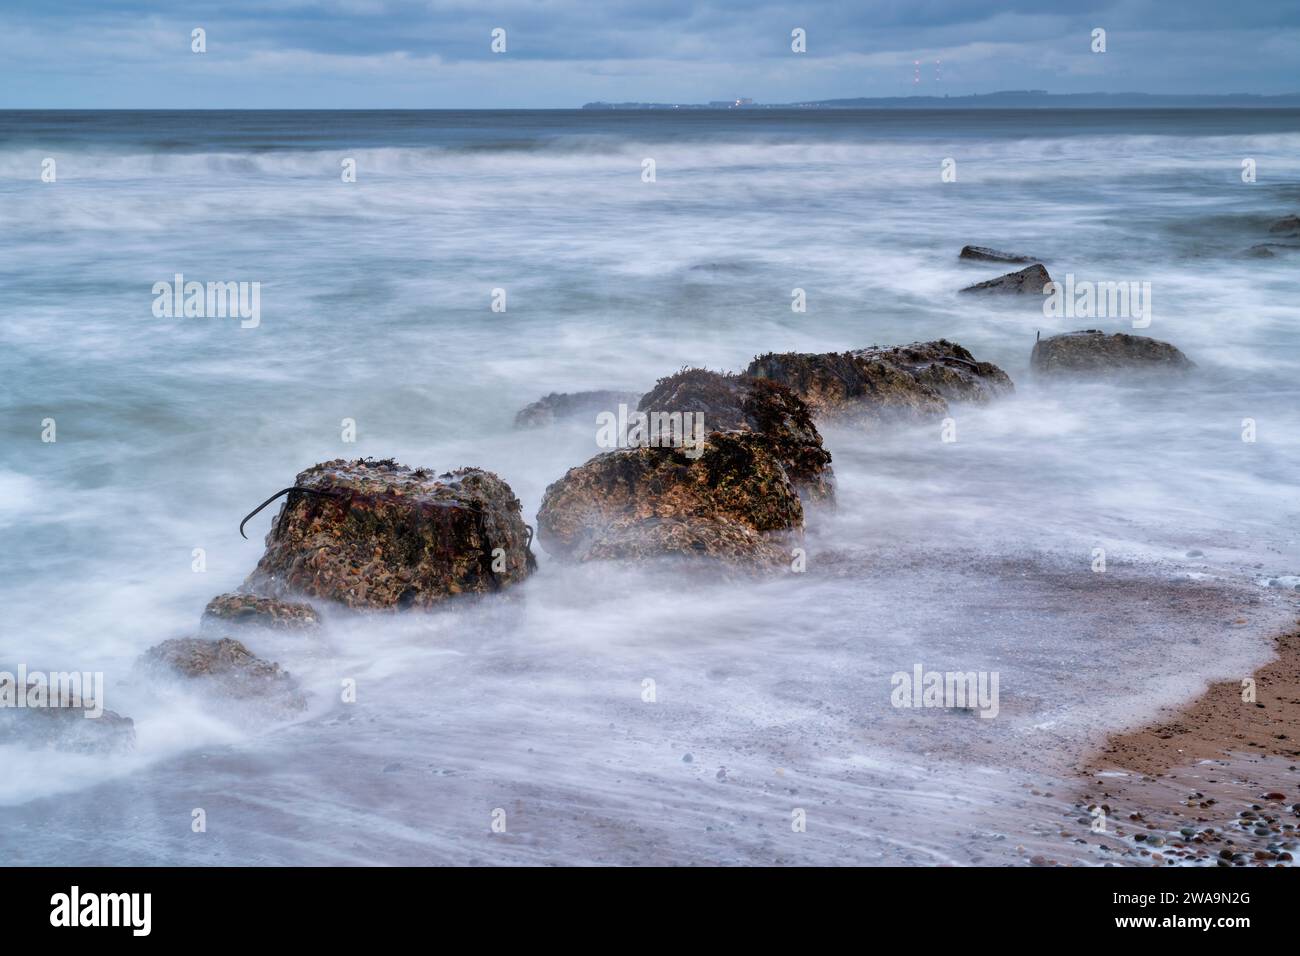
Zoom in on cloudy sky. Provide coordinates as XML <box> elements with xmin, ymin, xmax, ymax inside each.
<box><xmin>2</xmin><ymin>0</ymin><xmax>1296</xmax><ymax>108</ymax></box>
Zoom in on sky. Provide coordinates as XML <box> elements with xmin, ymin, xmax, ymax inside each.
<box><xmin>1</xmin><ymin>0</ymin><xmax>1297</xmax><ymax>109</ymax></box>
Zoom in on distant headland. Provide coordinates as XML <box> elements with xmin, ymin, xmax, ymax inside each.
<box><xmin>582</xmin><ymin>91</ymin><xmax>1300</xmax><ymax>110</ymax></box>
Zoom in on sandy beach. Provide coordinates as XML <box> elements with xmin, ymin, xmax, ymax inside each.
<box><xmin>1070</xmin><ymin>626</ymin><xmax>1300</xmax><ymax>866</ymax></box>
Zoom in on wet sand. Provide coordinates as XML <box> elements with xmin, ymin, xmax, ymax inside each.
<box><xmin>1071</xmin><ymin>628</ymin><xmax>1300</xmax><ymax>866</ymax></box>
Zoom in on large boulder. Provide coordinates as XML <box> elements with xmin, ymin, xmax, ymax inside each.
<box><xmin>960</xmin><ymin>263</ymin><xmax>1052</xmax><ymax>294</ymax></box>
<box><xmin>536</xmin><ymin>432</ymin><xmax>803</xmax><ymax>570</ymax></box>
<box><xmin>514</xmin><ymin>390</ymin><xmax>642</xmax><ymax>428</ymax></box>
<box><xmin>1030</xmin><ymin>330</ymin><xmax>1195</xmax><ymax>377</ymax></box>
<box><xmin>746</xmin><ymin>340</ymin><xmax>1011</xmax><ymax>425</ymax></box>
<box><xmin>242</xmin><ymin>458</ymin><xmax>535</xmax><ymax>610</ymax></box>
<box><xmin>202</xmin><ymin>593</ymin><xmax>321</xmax><ymax>631</ymax></box>
<box><xmin>959</xmin><ymin>245</ymin><xmax>1035</xmax><ymax>264</ymax></box>
<box><xmin>142</xmin><ymin>637</ymin><xmax>306</xmax><ymax>711</ymax></box>
<box><xmin>636</xmin><ymin>368</ymin><xmax>833</xmax><ymax>501</ymax></box>
<box><xmin>0</xmin><ymin>674</ymin><xmax>135</xmax><ymax>753</ymax></box>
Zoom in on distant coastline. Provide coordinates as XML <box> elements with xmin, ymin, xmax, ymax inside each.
<box><xmin>583</xmin><ymin>90</ymin><xmax>1300</xmax><ymax>110</ymax></box>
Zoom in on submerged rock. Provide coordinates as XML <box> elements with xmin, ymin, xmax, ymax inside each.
<box><xmin>142</xmin><ymin>637</ymin><xmax>306</xmax><ymax>711</ymax></box>
<box><xmin>242</xmin><ymin>458</ymin><xmax>535</xmax><ymax>610</ymax></box>
<box><xmin>1243</xmin><ymin>242</ymin><xmax>1300</xmax><ymax>259</ymax></box>
<box><xmin>960</xmin><ymin>263</ymin><xmax>1052</xmax><ymax>294</ymax></box>
<box><xmin>514</xmin><ymin>390</ymin><xmax>642</xmax><ymax>428</ymax></box>
<box><xmin>746</xmin><ymin>340</ymin><xmax>1011</xmax><ymax>424</ymax></box>
<box><xmin>637</xmin><ymin>368</ymin><xmax>833</xmax><ymax>500</ymax></box>
<box><xmin>202</xmin><ymin>593</ymin><xmax>321</xmax><ymax>631</ymax></box>
<box><xmin>959</xmin><ymin>245</ymin><xmax>1035</xmax><ymax>264</ymax></box>
<box><xmin>0</xmin><ymin>675</ymin><xmax>135</xmax><ymax>753</ymax></box>
<box><xmin>1030</xmin><ymin>330</ymin><xmax>1195</xmax><ymax>377</ymax></box>
<box><xmin>536</xmin><ymin>432</ymin><xmax>802</xmax><ymax>570</ymax></box>
<box><xmin>1267</xmin><ymin>215</ymin><xmax>1300</xmax><ymax>237</ymax></box>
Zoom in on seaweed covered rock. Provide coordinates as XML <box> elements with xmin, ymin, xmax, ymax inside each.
<box><xmin>960</xmin><ymin>263</ymin><xmax>1052</xmax><ymax>294</ymax></box>
<box><xmin>1030</xmin><ymin>330</ymin><xmax>1195</xmax><ymax>378</ymax></box>
<box><xmin>142</xmin><ymin>637</ymin><xmax>306</xmax><ymax>711</ymax></box>
<box><xmin>0</xmin><ymin>674</ymin><xmax>135</xmax><ymax>753</ymax></box>
<box><xmin>746</xmin><ymin>340</ymin><xmax>1011</xmax><ymax>425</ymax></box>
<box><xmin>242</xmin><ymin>458</ymin><xmax>535</xmax><ymax>610</ymax></box>
<box><xmin>202</xmin><ymin>593</ymin><xmax>321</xmax><ymax>631</ymax></box>
<box><xmin>536</xmin><ymin>432</ymin><xmax>802</xmax><ymax>570</ymax></box>
<box><xmin>637</xmin><ymin>368</ymin><xmax>833</xmax><ymax>500</ymax></box>
<box><xmin>959</xmin><ymin>245</ymin><xmax>1035</xmax><ymax>264</ymax></box>
<box><xmin>514</xmin><ymin>390</ymin><xmax>642</xmax><ymax>428</ymax></box>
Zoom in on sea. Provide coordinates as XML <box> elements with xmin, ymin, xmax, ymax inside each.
<box><xmin>1</xmin><ymin>108</ymin><xmax>1298</xmax><ymax>864</ymax></box>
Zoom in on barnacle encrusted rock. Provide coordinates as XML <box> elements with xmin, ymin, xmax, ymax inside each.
<box><xmin>202</xmin><ymin>593</ymin><xmax>321</xmax><ymax>631</ymax></box>
<box><xmin>514</xmin><ymin>389</ymin><xmax>642</xmax><ymax>428</ymax></box>
<box><xmin>745</xmin><ymin>340</ymin><xmax>1011</xmax><ymax>425</ymax></box>
<box><xmin>536</xmin><ymin>432</ymin><xmax>802</xmax><ymax>570</ymax></box>
<box><xmin>636</xmin><ymin>368</ymin><xmax>834</xmax><ymax>500</ymax></box>
<box><xmin>142</xmin><ymin>637</ymin><xmax>306</xmax><ymax>711</ymax></box>
<box><xmin>852</xmin><ymin>340</ymin><xmax>1014</xmax><ymax>405</ymax></box>
<box><xmin>0</xmin><ymin>675</ymin><xmax>135</xmax><ymax>753</ymax></box>
<box><xmin>242</xmin><ymin>458</ymin><xmax>535</xmax><ymax>610</ymax></box>
<box><xmin>1030</xmin><ymin>330</ymin><xmax>1195</xmax><ymax>378</ymax></box>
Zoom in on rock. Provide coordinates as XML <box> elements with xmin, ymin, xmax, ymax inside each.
<box><xmin>536</xmin><ymin>432</ymin><xmax>803</xmax><ymax>570</ymax></box>
<box><xmin>0</xmin><ymin>675</ymin><xmax>135</xmax><ymax>753</ymax></box>
<box><xmin>242</xmin><ymin>458</ymin><xmax>535</xmax><ymax>610</ymax></box>
<box><xmin>746</xmin><ymin>340</ymin><xmax>1011</xmax><ymax>424</ymax></box>
<box><xmin>1268</xmin><ymin>215</ymin><xmax>1300</xmax><ymax>237</ymax></box>
<box><xmin>142</xmin><ymin>636</ymin><xmax>306</xmax><ymax>711</ymax></box>
<box><xmin>960</xmin><ymin>263</ymin><xmax>1052</xmax><ymax>294</ymax></box>
<box><xmin>959</xmin><ymin>245</ymin><xmax>1035</xmax><ymax>264</ymax></box>
<box><xmin>1031</xmin><ymin>330</ymin><xmax>1195</xmax><ymax>378</ymax></box>
<box><xmin>514</xmin><ymin>390</ymin><xmax>641</xmax><ymax>428</ymax></box>
<box><xmin>637</xmin><ymin>368</ymin><xmax>833</xmax><ymax>500</ymax></box>
<box><xmin>202</xmin><ymin>593</ymin><xmax>321</xmax><ymax>631</ymax></box>
<box><xmin>1243</xmin><ymin>242</ymin><xmax>1300</xmax><ymax>258</ymax></box>
<box><xmin>852</xmin><ymin>340</ymin><xmax>1013</xmax><ymax>405</ymax></box>
<box><xmin>747</xmin><ymin>351</ymin><xmax>946</xmax><ymax>424</ymax></box>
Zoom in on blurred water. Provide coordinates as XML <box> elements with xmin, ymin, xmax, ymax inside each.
<box><xmin>1</xmin><ymin>110</ymin><xmax>1299</xmax><ymax>864</ymax></box>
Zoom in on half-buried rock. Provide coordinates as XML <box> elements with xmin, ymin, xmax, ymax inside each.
<box><xmin>746</xmin><ymin>340</ymin><xmax>1011</xmax><ymax>426</ymax></box>
<box><xmin>0</xmin><ymin>674</ymin><xmax>135</xmax><ymax>753</ymax></box>
<box><xmin>636</xmin><ymin>368</ymin><xmax>834</xmax><ymax>501</ymax></box>
<box><xmin>537</xmin><ymin>432</ymin><xmax>803</xmax><ymax>571</ymax></box>
<box><xmin>202</xmin><ymin>593</ymin><xmax>321</xmax><ymax>631</ymax></box>
<box><xmin>142</xmin><ymin>637</ymin><xmax>306</xmax><ymax>712</ymax></box>
<box><xmin>960</xmin><ymin>263</ymin><xmax>1052</xmax><ymax>294</ymax></box>
<box><xmin>1031</xmin><ymin>330</ymin><xmax>1195</xmax><ymax>378</ymax></box>
<box><xmin>242</xmin><ymin>458</ymin><xmax>535</xmax><ymax>610</ymax></box>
